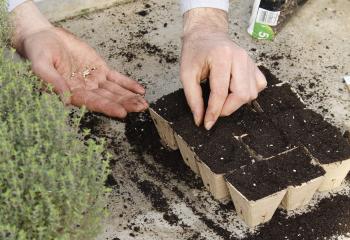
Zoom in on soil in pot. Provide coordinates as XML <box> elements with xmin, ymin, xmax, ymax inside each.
<box><xmin>258</xmin><ymin>65</ymin><xmax>282</xmax><ymax>87</ymax></box>
<box><xmin>256</xmin><ymin>84</ymin><xmax>305</xmax><ymax>115</ymax></box>
<box><xmin>172</xmin><ymin>104</ymin><xmax>252</xmax><ymax>151</ymax></box>
<box><xmin>149</xmin><ymin>81</ymin><xmax>210</xmax><ymax>123</ymax></box>
<box><xmin>271</xmin><ymin>109</ymin><xmax>334</xmax><ymax>141</ymax></box>
<box><xmin>225</xmin><ymin>148</ymin><xmax>325</xmax><ymax>201</ymax></box>
<box><xmin>237</xmin><ymin>111</ymin><xmax>294</xmax><ymax>159</ymax></box>
<box><xmin>271</xmin><ymin>108</ymin><xmax>350</xmax><ymax>164</ymax></box>
<box><xmin>300</xmin><ymin>127</ymin><xmax>350</xmax><ymax>165</ymax></box>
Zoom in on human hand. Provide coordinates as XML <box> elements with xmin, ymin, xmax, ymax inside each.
<box><xmin>181</xmin><ymin>8</ymin><xmax>266</xmax><ymax>130</ymax></box>
<box><xmin>11</xmin><ymin>1</ymin><xmax>147</xmax><ymax>118</ymax></box>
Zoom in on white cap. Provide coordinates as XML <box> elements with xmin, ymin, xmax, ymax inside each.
<box><xmin>181</xmin><ymin>0</ymin><xmax>229</xmax><ymax>14</ymax></box>
<box><xmin>8</xmin><ymin>0</ymin><xmax>27</xmax><ymax>11</ymax></box>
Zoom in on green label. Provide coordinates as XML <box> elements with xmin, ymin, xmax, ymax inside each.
<box><xmin>252</xmin><ymin>23</ymin><xmax>275</xmax><ymax>40</ymax></box>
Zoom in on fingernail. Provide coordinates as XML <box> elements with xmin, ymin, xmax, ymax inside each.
<box><xmin>193</xmin><ymin>115</ymin><xmax>201</xmax><ymax>126</ymax></box>
<box><xmin>205</xmin><ymin>121</ymin><xmax>214</xmax><ymax>130</ymax></box>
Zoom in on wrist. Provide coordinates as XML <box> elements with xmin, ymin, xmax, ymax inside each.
<box><xmin>10</xmin><ymin>1</ymin><xmax>52</xmax><ymax>53</ymax></box>
<box><xmin>183</xmin><ymin>8</ymin><xmax>229</xmax><ymax>39</ymax></box>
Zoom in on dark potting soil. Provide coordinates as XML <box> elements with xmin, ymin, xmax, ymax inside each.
<box><xmin>256</xmin><ymin>84</ymin><xmax>306</xmax><ymax>114</ymax></box>
<box><xmin>258</xmin><ymin>65</ymin><xmax>282</xmax><ymax>87</ymax></box>
<box><xmin>271</xmin><ymin>109</ymin><xmax>350</xmax><ymax>164</ymax></box>
<box><xmin>149</xmin><ymin>88</ymin><xmax>190</xmax><ymax>123</ymax></box>
<box><xmin>238</xmin><ymin>112</ymin><xmax>294</xmax><ymax>159</ymax></box>
<box><xmin>125</xmin><ymin>112</ymin><xmax>203</xmax><ymax>190</ymax></box>
<box><xmin>271</xmin><ymin>109</ymin><xmax>334</xmax><ymax>140</ymax></box>
<box><xmin>300</xmin><ymin>127</ymin><xmax>350</xmax><ymax>165</ymax></box>
<box><xmin>172</xmin><ymin>105</ymin><xmax>251</xmax><ymax>149</ymax></box>
<box><xmin>225</xmin><ymin>148</ymin><xmax>325</xmax><ymax>201</ymax></box>
<box><xmin>196</xmin><ymin>134</ymin><xmax>255</xmax><ymax>175</ymax></box>
<box><xmin>136</xmin><ymin>179</ymin><xmax>180</xmax><ymax>225</ymax></box>
<box><xmin>172</xmin><ymin>106</ymin><xmax>255</xmax><ymax>174</ymax></box>
<box><xmin>246</xmin><ymin>194</ymin><xmax>350</xmax><ymax>240</ymax></box>
<box><xmin>344</xmin><ymin>130</ymin><xmax>350</xmax><ymax>144</ymax></box>
<box><xmin>269</xmin><ymin>148</ymin><xmax>325</xmax><ymax>186</ymax></box>
<box><xmin>149</xmin><ymin>81</ymin><xmax>210</xmax><ymax>123</ymax></box>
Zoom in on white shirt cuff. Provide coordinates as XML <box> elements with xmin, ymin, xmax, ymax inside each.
<box><xmin>8</xmin><ymin>0</ymin><xmax>27</xmax><ymax>12</ymax></box>
<box><xmin>181</xmin><ymin>0</ymin><xmax>229</xmax><ymax>14</ymax></box>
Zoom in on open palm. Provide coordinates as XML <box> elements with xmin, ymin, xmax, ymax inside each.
<box><xmin>21</xmin><ymin>27</ymin><xmax>148</xmax><ymax>118</ymax></box>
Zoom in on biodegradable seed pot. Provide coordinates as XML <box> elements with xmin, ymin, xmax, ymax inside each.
<box><xmin>149</xmin><ymin>66</ymin><xmax>350</xmax><ymax>226</ymax></box>
<box><xmin>316</xmin><ymin>159</ymin><xmax>350</xmax><ymax>191</ymax></box>
<box><xmin>225</xmin><ymin>148</ymin><xmax>325</xmax><ymax>226</ymax></box>
<box><xmin>173</xmin><ymin>115</ymin><xmax>254</xmax><ymax>200</ymax></box>
<box><xmin>149</xmin><ymin>108</ymin><xmax>178</xmax><ymax>150</ymax></box>
<box><xmin>281</xmin><ymin>176</ymin><xmax>325</xmax><ymax>210</ymax></box>
<box><xmin>174</xmin><ymin>133</ymin><xmax>200</xmax><ymax>175</ymax></box>
<box><xmin>227</xmin><ymin>182</ymin><xmax>287</xmax><ymax>227</ymax></box>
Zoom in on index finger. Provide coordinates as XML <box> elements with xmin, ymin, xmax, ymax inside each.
<box><xmin>204</xmin><ymin>62</ymin><xmax>231</xmax><ymax>130</ymax></box>
<box><xmin>107</xmin><ymin>70</ymin><xmax>145</xmax><ymax>95</ymax></box>
<box><xmin>180</xmin><ymin>67</ymin><xmax>204</xmax><ymax>126</ymax></box>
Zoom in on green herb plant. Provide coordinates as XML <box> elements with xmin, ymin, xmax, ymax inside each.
<box><xmin>0</xmin><ymin>1</ymin><xmax>110</xmax><ymax>239</ymax></box>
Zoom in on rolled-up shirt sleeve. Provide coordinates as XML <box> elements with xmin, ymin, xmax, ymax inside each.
<box><xmin>8</xmin><ymin>0</ymin><xmax>27</xmax><ymax>12</ymax></box>
<box><xmin>181</xmin><ymin>0</ymin><xmax>229</xmax><ymax>14</ymax></box>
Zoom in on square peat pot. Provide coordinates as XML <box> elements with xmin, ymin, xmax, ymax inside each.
<box><xmin>226</xmin><ymin>182</ymin><xmax>287</xmax><ymax>227</ymax></box>
<box><xmin>281</xmin><ymin>175</ymin><xmax>325</xmax><ymax>210</ymax></box>
<box><xmin>149</xmin><ymin>108</ymin><xmax>178</xmax><ymax>150</ymax></box>
<box><xmin>197</xmin><ymin>161</ymin><xmax>231</xmax><ymax>201</ymax></box>
<box><xmin>174</xmin><ymin>133</ymin><xmax>200</xmax><ymax>175</ymax></box>
<box><xmin>316</xmin><ymin>158</ymin><xmax>350</xmax><ymax>191</ymax></box>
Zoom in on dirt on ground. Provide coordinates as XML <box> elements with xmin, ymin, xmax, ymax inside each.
<box><xmin>60</xmin><ymin>0</ymin><xmax>350</xmax><ymax>239</ymax></box>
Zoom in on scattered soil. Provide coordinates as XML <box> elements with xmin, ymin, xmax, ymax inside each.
<box><xmin>225</xmin><ymin>148</ymin><xmax>325</xmax><ymax>201</ymax></box>
<box><xmin>136</xmin><ymin>10</ymin><xmax>149</xmax><ymax>17</ymax></box>
<box><xmin>182</xmin><ymin>197</ymin><xmax>240</xmax><ymax>240</ymax></box>
<box><xmin>256</xmin><ymin>84</ymin><xmax>306</xmax><ymax>114</ymax></box>
<box><xmin>140</xmin><ymin>42</ymin><xmax>178</xmax><ymax>63</ymax></box>
<box><xmin>125</xmin><ymin>112</ymin><xmax>203</xmax><ymax>190</ymax></box>
<box><xmin>246</xmin><ymin>194</ymin><xmax>350</xmax><ymax>240</ymax></box>
<box><xmin>105</xmin><ymin>174</ymin><xmax>118</xmax><ymax>187</ymax></box>
<box><xmin>136</xmin><ymin>179</ymin><xmax>180</xmax><ymax>225</ymax></box>
<box><xmin>137</xmin><ymin>179</ymin><xmax>169</xmax><ymax>212</ymax></box>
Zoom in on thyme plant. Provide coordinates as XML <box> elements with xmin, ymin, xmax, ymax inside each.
<box><xmin>0</xmin><ymin>1</ymin><xmax>110</xmax><ymax>239</ymax></box>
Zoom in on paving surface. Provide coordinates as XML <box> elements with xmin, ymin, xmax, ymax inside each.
<box><xmin>59</xmin><ymin>0</ymin><xmax>350</xmax><ymax>239</ymax></box>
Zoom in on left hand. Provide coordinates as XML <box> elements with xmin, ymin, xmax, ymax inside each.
<box><xmin>11</xmin><ymin>1</ymin><xmax>148</xmax><ymax>118</ymax></box>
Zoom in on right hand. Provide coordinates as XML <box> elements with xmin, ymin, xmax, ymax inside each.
<box><xmin>181</xmin><ymin>8</ymin><xmax>267</xmax><ymax>130</ymax></box>
<box><xmin>11</xmin><ymin>1</ymin><xmax>148</xmax><ymax>118</ymax></box>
